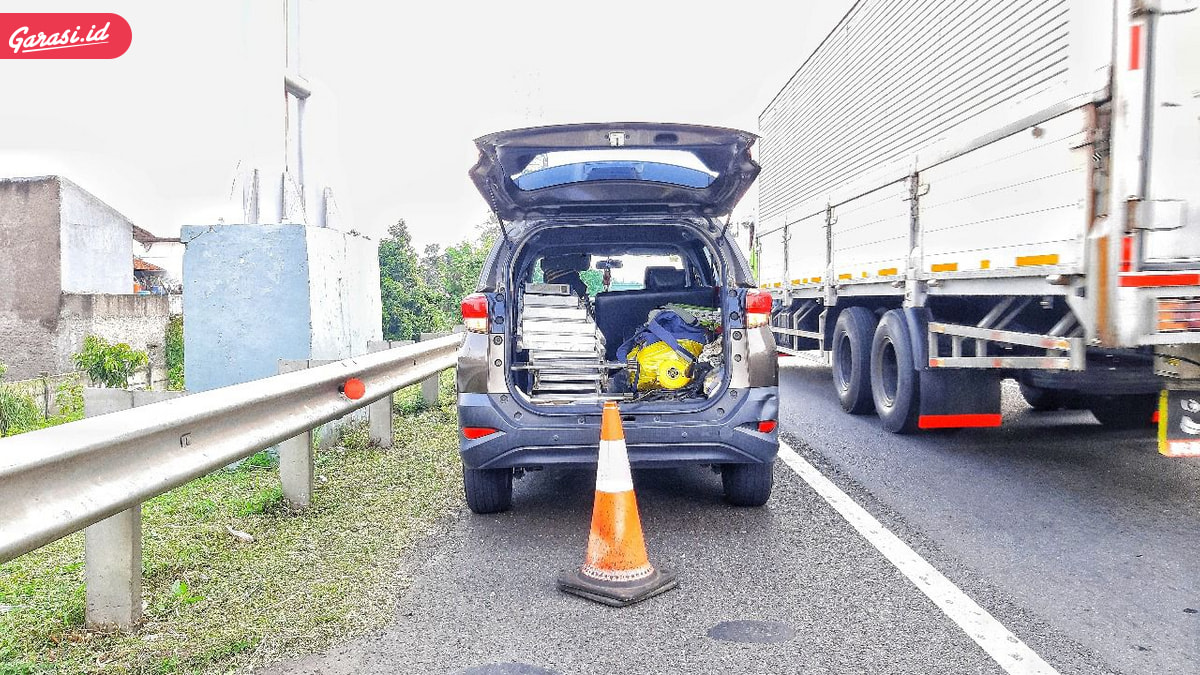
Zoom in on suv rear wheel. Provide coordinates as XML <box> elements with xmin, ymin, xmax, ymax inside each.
<box><xmin>463</xmin><ymin>466</ymin><xmax>513</xmax><ymax>514</ymax></box>
<box><xmin>721</xmin><ymin>461</ymin><xmax>774</xmax><ymax>507</ymax></box>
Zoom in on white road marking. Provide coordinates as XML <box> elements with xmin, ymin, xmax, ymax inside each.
<box><xmin>777</xmin><ymin>440</ymin><xmax>1060</xmax><ymax>675</ymax></box>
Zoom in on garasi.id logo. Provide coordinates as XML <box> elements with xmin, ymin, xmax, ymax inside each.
<box><xmin>3</xmin><ymin>13</ymin><xmax>131</xmax><ymax>59</ymax></box>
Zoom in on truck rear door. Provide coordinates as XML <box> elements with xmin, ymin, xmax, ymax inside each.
<box><xmin>1141</xmin><ymin>2</ymin><xmax>1200</xmax><ymax>267</ymax></box>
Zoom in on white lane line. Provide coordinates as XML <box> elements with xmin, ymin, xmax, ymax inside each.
<box><xmin>777</xmin><ymin>440</ymin><xmax>1060</xmax><ymax>675</ymax></box>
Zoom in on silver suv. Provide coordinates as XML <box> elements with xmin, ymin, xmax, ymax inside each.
<box><xmin>456</xmin><ymin>123</ymin><xmax>778</xmax><ymax>513</ymax></box>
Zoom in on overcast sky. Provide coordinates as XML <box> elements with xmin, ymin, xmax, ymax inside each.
<box><xmin>303</xmin><ymin>1</ymin><xmax>856</xmax><ymax>249</ymax></box>
<box><xmin>0</xmin><ymin>1</ymin><xmax>856</xmax><ymax>252</ymax></box>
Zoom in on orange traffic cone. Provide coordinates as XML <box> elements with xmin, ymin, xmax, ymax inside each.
<box><xmin>557</xmin><ymin>401</ymin><xmax>677</xmax><ymax>606</ymax></box>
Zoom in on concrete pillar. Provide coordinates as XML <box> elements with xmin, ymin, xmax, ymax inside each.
<box><xmin>366</xmin><ymin>340</ymin><xmax>414</xmax><ymax>448</ymax></box>
<box><xmin>418</xmin><ymin>333</ymin><xmax>448</xmax><ymax>407</ymax></box>
<box><xmin>84</xmin><ymin>508</ymin><xmax>142</xmax><ymax>630</ymax></box>
<box><xmin>82</xmin><ymin>387</ymin><xmax>186</xmax><ymax>630</ymax></box>
<box><xmin>277</xmin><ymin>359</ymin><xmax>314</xmax><ymax>509</ymax></box>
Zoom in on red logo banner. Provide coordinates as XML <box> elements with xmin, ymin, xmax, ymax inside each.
<box><xmin>2</xmin><ymin>13</ymin><xmax>131</xmax><ymax>59</ymax></box>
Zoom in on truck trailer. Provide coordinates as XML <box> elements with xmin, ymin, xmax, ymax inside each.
<box><xmin>755</xmin><ymin>0</ymin><xmax>1200</xmax><ymax>454</ymax></box>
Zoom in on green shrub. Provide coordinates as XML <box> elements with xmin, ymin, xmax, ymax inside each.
<box><xmin>50</xmin><ymin>375</ymin><xmax>84</xmax><ymax>425</ymax></box>
<box><xmin>0</xmin><ymin>364</ymin><xmax>42</xmax><ymax>438</ymax></box>
<box><xmin>166</xmin><ymin>315</ymin><xmax>185</xmax><ymax>391</ymax></box>
<box><xmin>0</xmin><ymin>387</ymin><xmax>41</xmax><ymax>438</ymax></box>
<box><xmin>72</xmin><ymin>334</ymin><xmax>149</xmax><ymax>389</ymax></box>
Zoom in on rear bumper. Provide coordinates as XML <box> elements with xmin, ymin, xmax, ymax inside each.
<box><xmin>457</xmin><ymin>387</ymin><xmax>779</xmax><ymax>470</ymax></box>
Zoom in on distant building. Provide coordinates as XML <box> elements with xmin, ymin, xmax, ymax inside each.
<box><xmin>0</xmin><ymin>176</ymin><xmax>168</xmax><ymax>384</ymax></box>
<box><xmin>0</xmin><ymin>1</ymin><xmax>380</xmax><ymax>392</ymax></box>
<box><xmin>0</xmin><ymin>0</ymin><xmax>349</xmax><ymax>238</ymax></box>
<box><xmin>133</xmin><ymin>257</ymin><xmax>168</xmax><ymax>293</ymax></box>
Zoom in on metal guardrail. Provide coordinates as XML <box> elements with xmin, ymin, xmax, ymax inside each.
<box><xmin>0</xmin><ymin>334</ymin><xmax>461</xmax><ymax>565</ymax></box>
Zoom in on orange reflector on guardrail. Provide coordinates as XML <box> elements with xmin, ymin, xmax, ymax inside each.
<box><xmin>340</xmin><ymin>378</ymin><xmax>366</xmax><ymax>400</ymax></box>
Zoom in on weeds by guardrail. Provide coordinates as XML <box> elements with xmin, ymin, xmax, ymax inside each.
<box><xmin>0</xmin><ymin>371</ymin><xmax>464</xmax><ymax>674</ymax></box>
<box><xmin>0</xmin><ymin>334</ymin><xmax>461</xmax><ymax>629</ymax></box>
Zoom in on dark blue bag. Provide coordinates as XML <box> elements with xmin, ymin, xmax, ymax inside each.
<box><xmin>616</xmin><ymin>310</ymin><xmax>709</xmax><ymax>363</ymax></box>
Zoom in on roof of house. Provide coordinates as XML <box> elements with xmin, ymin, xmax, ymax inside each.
<box><xmin>132</xmin><ymin>225</ymin><xmax>157</xmax><ymax>244</ymax></box>
<box><xmin>133</xmin><ymin>257</ymin><xmax>165</xmax><ymax>272</ymax></box>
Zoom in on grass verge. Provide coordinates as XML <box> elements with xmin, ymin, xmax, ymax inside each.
<box><xmin>0</xmin><ymin>371</ymin><xmax>462</xmax><ymax>674</ymax></box>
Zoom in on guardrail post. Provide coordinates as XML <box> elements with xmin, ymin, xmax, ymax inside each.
<box><xmin>82</xmin><ymin>389</ymin><xmax>141</xmax><ymax>630</ymax></box>
<box><xmin>367</xmin><ymin>340</ymin><xmax>414</xmax><ymax>447</ymax></box>
<box><xmin>277</xmin><ymin>359</ymin><xmax>314</xmax><ymax>509</ymax></box>
<box><xmin>82</xmin><ymin>388</ymin><xmax>185</xmax><ymax>630</ymax></box>
<box><xmin>367</xmin><ymin>342</ymin><xmax>394</xmax><ymax>447</ymax></box>
<box><xmin>419</xmin><ymin>333</ymin><xmax>451</xmax><ymax>407</ymax></box>
<box><xmin>85</xmin><ymin>508</ymin><xmax>142</xmax><ymax>630</ymax></box>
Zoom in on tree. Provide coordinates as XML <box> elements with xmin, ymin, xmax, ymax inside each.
<box><xmin>579</xmin><ymin>269</ymin><xmax>604</xmax><ymax>296</ymax></box>
<box><xmin>72</xmin><ymin>335</ymin><xmax>149</xmax><ymax>389</ymax></box>
<box><xmin>378</xmin><ymin>216</ymin><xmax>501</xmax><ymax>341</ymax></box>
<box><xmin>379</xmin><ymin>219</ymin><xmax>452</xmax><ymax>340</ymax></box>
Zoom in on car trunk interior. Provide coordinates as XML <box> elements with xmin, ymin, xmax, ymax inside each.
<box><xmin>506</xmin><ymin>222</ymin><xmax>728</xmax><ymax>407</ymax></box>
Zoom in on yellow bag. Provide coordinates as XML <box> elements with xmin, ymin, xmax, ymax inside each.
<box><xmin>628</xmin><ymin>338</ymin><xmax>704</xmax><ymax>391</ymax></box>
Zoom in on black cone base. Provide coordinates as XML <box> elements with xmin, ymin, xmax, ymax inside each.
<box><xmin>557</xmin><ymin>567</ymin><xmax>677</xmax><ymax>607</ymax></box>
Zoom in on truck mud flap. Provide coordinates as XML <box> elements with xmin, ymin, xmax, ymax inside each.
<box><xmin>903</xmin><ymin>308</ymin><xmax>1002</xmax><ymax>428</ymax></box>
<box><xmin>916</xmin><ymin>370</ymin><xmax>1002</xmax><ymax>429</ymax></box>
<box><xmin>1158</xmin><ymin>389</ymin><xmax>1200</xmax><ymax>457</ymax></box>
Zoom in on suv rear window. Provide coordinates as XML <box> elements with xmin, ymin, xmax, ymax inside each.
<box><xmin>513</xmin><ymin>149</ymin><xmax>717</xmax><ymax>191</ymax></box>
<box><xmin>532</xmin><ymin>254</ymin><xmax>686</xmax><ymax>296</ymax></box>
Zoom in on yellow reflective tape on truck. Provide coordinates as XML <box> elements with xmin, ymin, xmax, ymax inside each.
<box><xmin>1016</xmin><ymin>254</ymin><xmax>1059</xmax><ymax>267</ymax></box>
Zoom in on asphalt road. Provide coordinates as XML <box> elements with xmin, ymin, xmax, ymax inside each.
<box><xmin>773</xmin><ymin>358</ymin><xmax>1200</xmax><ymax>675</ymax></box>
<box><xmin>260</xmin><ymin>357</ymin><xmax>1199</xmax><ymax>674</ymax></box>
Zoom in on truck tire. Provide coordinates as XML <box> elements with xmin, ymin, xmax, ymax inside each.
<box><xmin>463</xmin><ymin>466</ymin><xmax>513</xmax><ymax>514</ymax></box>
<box><xmin>1085</xmin><ymin>394</ymin><xmax>1158</xmax><ymax>430</ymax></box>
<box><xmin>721</xmin><ymin>461</ymin><xmax>774</xmax><ymax>507</ymax></box>
<box><xmin>871</xmin><ymin>310</ymin><xmax>921</xmax><ymax>434</ymax></box>
<box><xmin>832</xmin><ymin>307</ymin><xmax>877</xmax><ymax>414</ymax></box>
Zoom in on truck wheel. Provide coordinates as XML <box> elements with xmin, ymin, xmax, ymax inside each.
<box><xmin>1018</xmin><ymin>381</ymin><xmax>1069</xmax><ymax>411</ymax></box>
<box><xmin>871</xmin><ymin>310</ymin><xmax>921</xmax><ymax>434</ymax></box>
<box><xmin>721</xmin><ymin>461</ymin><xmax>774</xmax><ymax>507</ymax></box>
<box><xmin>1085</xmin><ymin>394</ymin><xmax>1158</xmax><ymax>430</ymax></box>
<box><xmin>463</xmin><ymin>466</ymin><xmax>513</xmax><ymax>514</ymax></box>
<box><xmin>832</xmin><ymin>307</ymin><xmax>877</xmax><ymax>414</ymax></box>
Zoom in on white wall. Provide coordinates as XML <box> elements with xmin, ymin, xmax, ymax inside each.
<box><xmin>59</xmin><ymin>179</ymin><xmax>133</xmax><ymax>294</ymax></box>
<box><xmin>54</xmin><ymin>294</ymin><xmax>170</xmax><ymax>382</ymax></box>
<box><xmin>306</xmin><ymin>227</ymin><xmax>383</xmax><ymax>360</ymax></box>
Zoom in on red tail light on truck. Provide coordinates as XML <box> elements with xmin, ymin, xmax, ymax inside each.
<box><xmin>1157</xmin><ymin>298</ymin><xmax>1200</xmax><ymax>333</ymax></box>
<box><xmin>461</xmin><ymin>293</ymin><xmax>489</xmax><ymax>334</ymax></box>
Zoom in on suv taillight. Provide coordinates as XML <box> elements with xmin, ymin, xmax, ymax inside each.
<box><xmin>461</xmin><ymin>293</ymin><xmax>489</xmax><ymax>333</ymax></box>
<box><xmin>745</xmin><ymin>289</ymin><xmax>772</xmax><ymax>329</ymax></box>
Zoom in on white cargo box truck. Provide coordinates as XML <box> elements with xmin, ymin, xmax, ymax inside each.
<box><xmin>756</xmin><ymin>0</ymin><xmax>1200</xmax><ymax>453</ymax></box>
